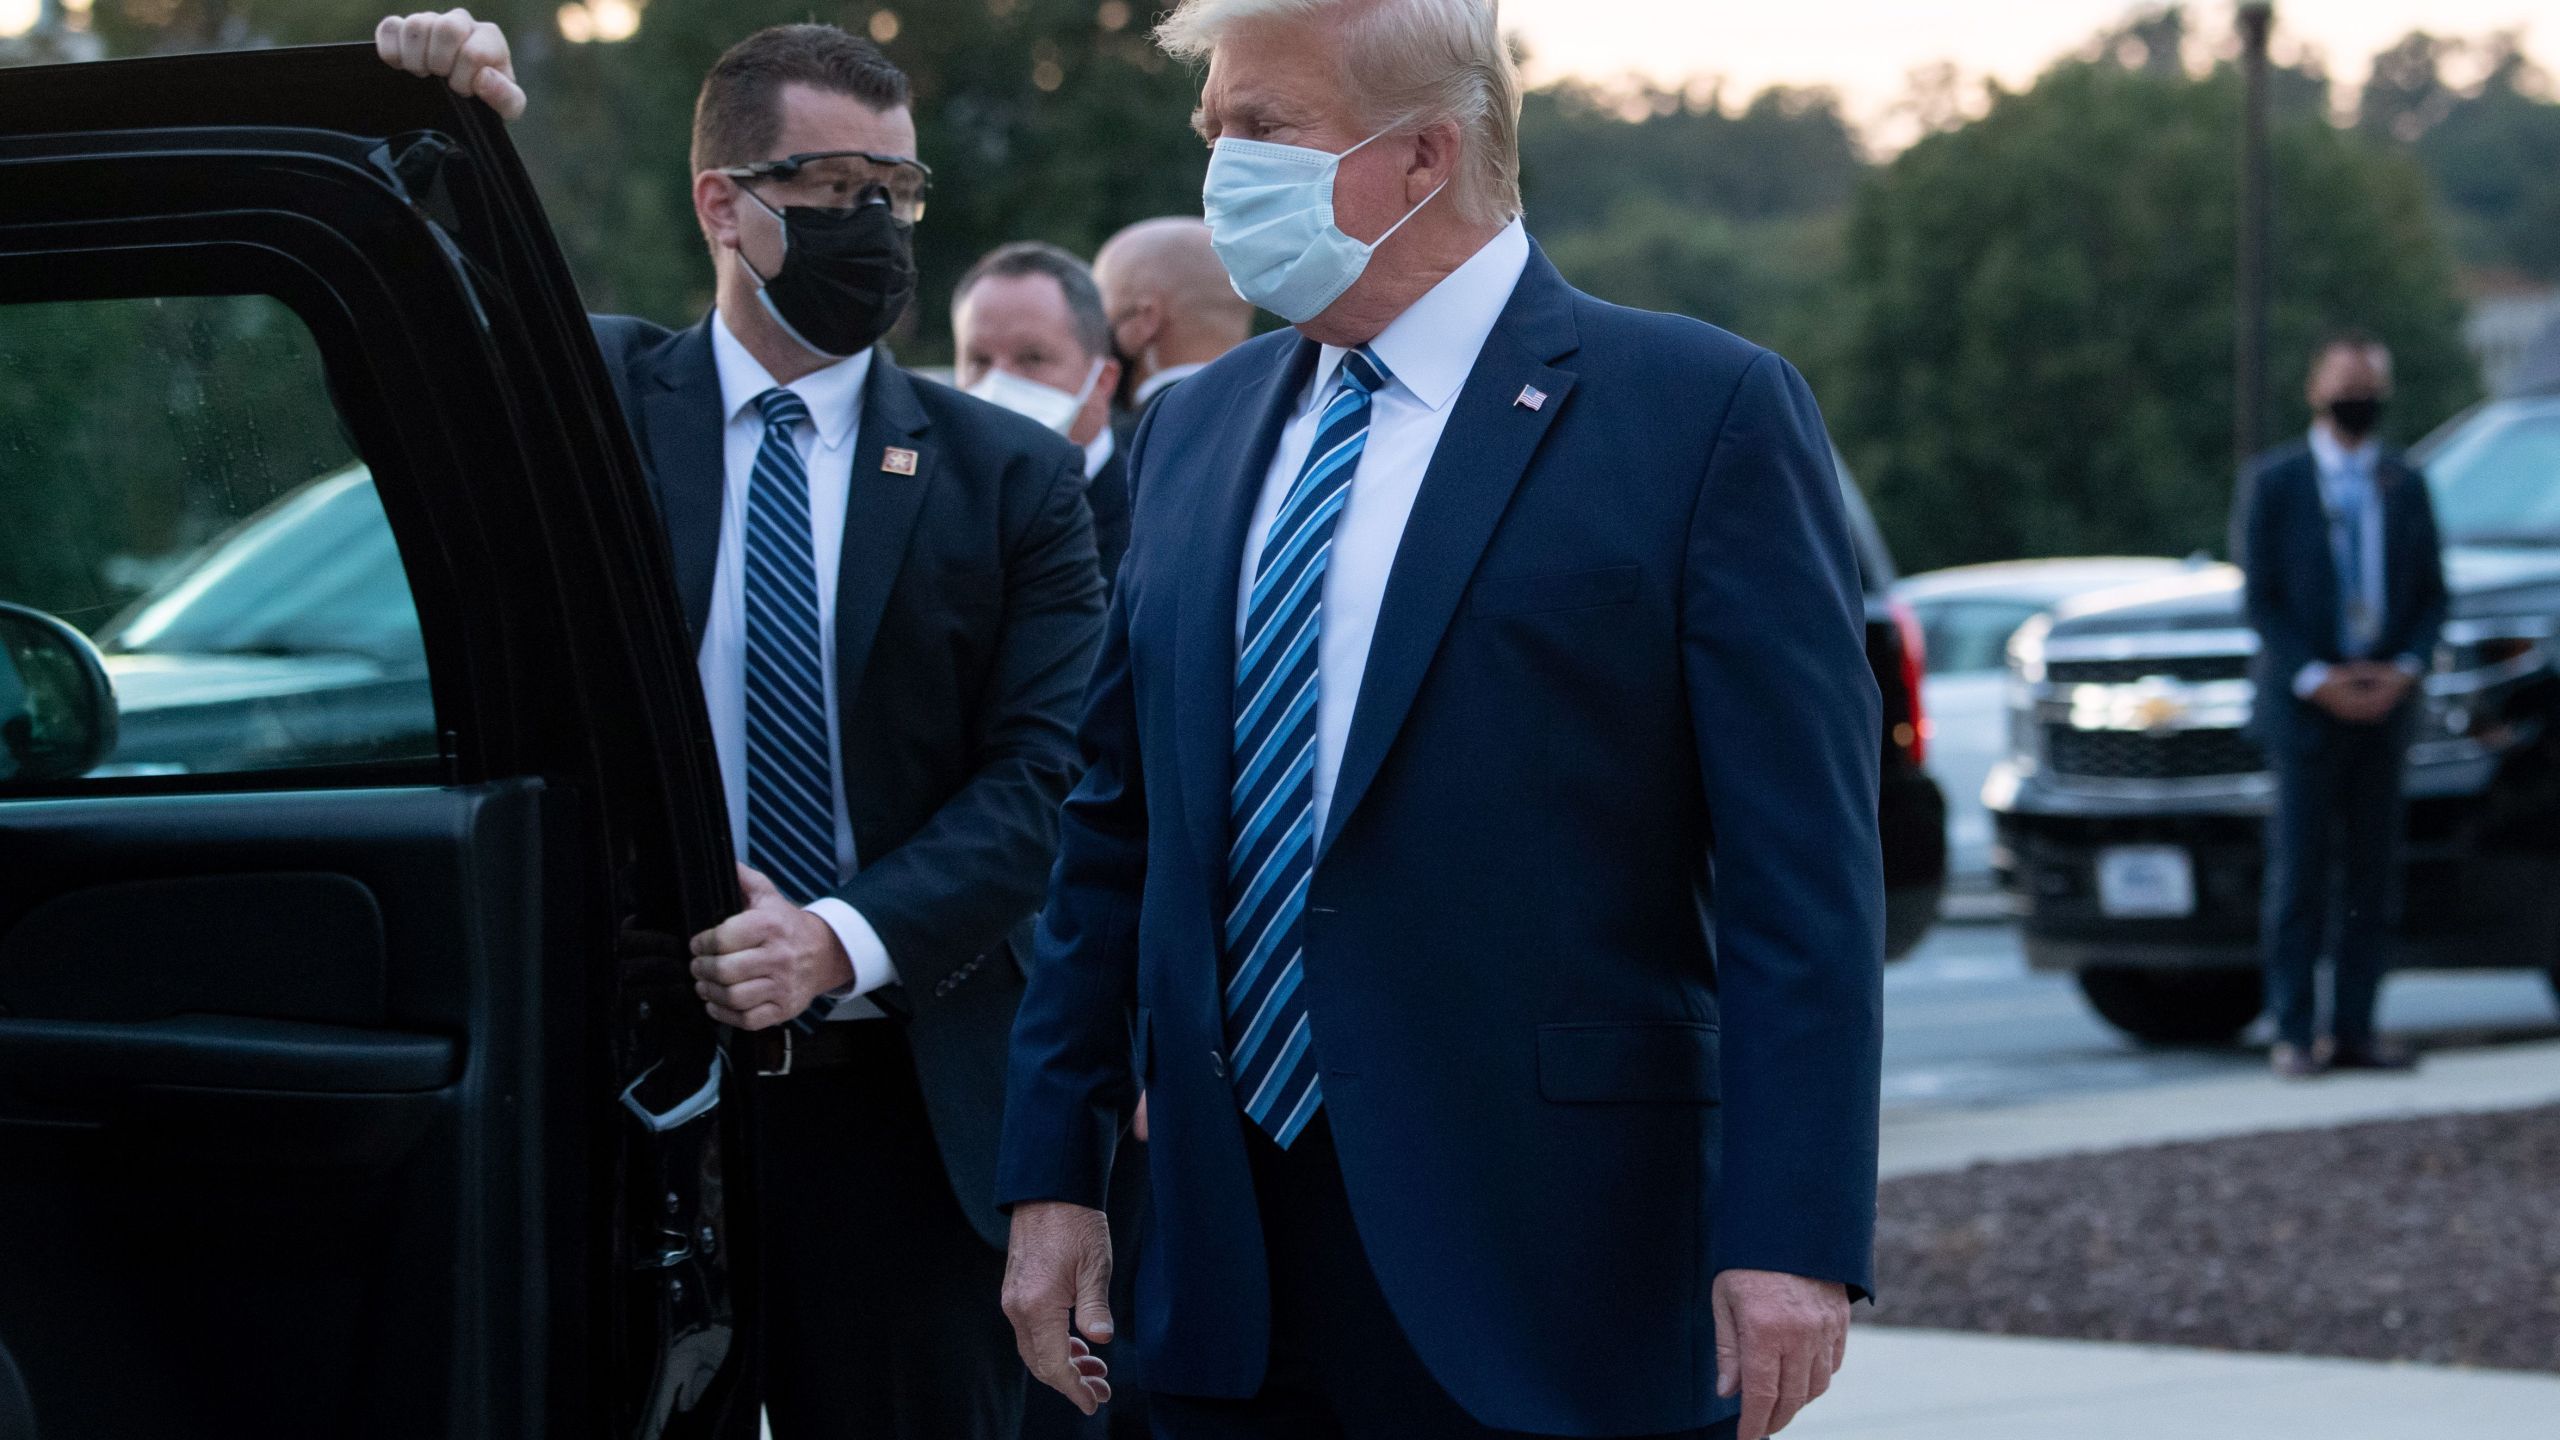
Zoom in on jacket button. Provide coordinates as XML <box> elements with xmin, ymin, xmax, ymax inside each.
<box><xmin>1210</xmin><ymin>1050</ymin><xmax>1227</xmax><ymax>1079</ymax></box>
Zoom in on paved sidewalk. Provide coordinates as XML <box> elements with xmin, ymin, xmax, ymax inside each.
<box><xmin>1793</xmin><ymin>1329</ymin><xmax>2560</xmax><ymax>1439</ymax></box>
<box><xmin>1882</xmin><ymin>1035</ymin><xmax>2560</xmax><ymax>1177</ymax></box>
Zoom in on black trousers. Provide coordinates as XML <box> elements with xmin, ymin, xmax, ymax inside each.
<box><xmin>755</xmin><ymin>1022</ymin><xmax>1021</xmax><ymax>1440</ymax></box>
<box><xmin>1148</xmin><ymin>1117</ymin><xmax>1736</xmax><ymax>1440</ymax></box>
<box><xmin>2262</xmin><ymin>711</ymin><xmax>2411</xmax><ymax>1050</ymax></box>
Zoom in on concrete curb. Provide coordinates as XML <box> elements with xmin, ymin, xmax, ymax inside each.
<box><xmin>1880</xmin><ymin>1036</ymin><xmax>2560</xmax><ymax>1178</ymax></box>
<box><xmin>1792</xmin><ymin>1329</ymin><xmax>2560</xmax><ymax>1439</ymax></box>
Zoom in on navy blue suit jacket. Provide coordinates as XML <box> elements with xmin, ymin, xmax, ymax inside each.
<box><xmin>2239</xmin><ymin>442</ymin><xmax>2448</xmax><ymax>750</ymax></box>
<box><xmin>997</xmin><ymin>249</ymin><xmax>1884</xmax><ymax>1436</ymax></box>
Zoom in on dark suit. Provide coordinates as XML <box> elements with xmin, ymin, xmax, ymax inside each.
<box><xmin>590</xmin><ymin>314</ymin><xmax>1106</xmax><ymax>1439</ymax></box>
<box><xmin>999</xmin><ymin>249</ymin><xmax>1884</xmax><ymax>1437</ymax></box>
<box><xmin>2240</xmin><ymin>441</ymin><xmax>2448</xmax><ymax>1050</ymax></box>
<box><xmin>1088</xmin><ymin>447</ymin><xmax>1132</xmax><ymax>586</ymax></box>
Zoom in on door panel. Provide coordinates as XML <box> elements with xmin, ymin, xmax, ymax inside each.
<box><xmin>0</xmin><ymin>783</ymin><xmax>555</xmax><ymax>1437</ymax></box>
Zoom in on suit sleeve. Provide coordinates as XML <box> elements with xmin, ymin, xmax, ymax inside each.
<box><xmin>832</xmin><ymin>450</ymin><xmax>1107</xmax><ymax>1001</ymax></box>
<box><xmin>2243</xmin><ymin>464</ymin><xmax>2317</xmax><ymax>694</ymax></box>
<box><xmin>994</xmin><ymin>410</ymin><xmax>1164</xmax><ymax>1211</ymax></box>
<box><xmin>1683</xmin><ymin>352</ymin><xmax>1884</xmax><ymax>1301</ymax></box>
<box><xmin>2398</xmin><ymin>466</ymin><xmax>2449</xmax><ymax>667</ymax></box>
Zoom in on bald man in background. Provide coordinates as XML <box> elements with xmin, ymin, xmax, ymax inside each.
<box><xmin>1095</xmin><ymin>216</ymin><xmax>1253</xmax><ymax>437</ymax></box>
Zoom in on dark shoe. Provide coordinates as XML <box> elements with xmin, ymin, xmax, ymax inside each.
<box><xmin>2322</xmin><ymin>1037</ymin><xmax>2418</xmax><ymax>1072</ymax></box>
<box><xmin>2270</xmin><ymin>1042</ymin><xmax>2324</xmax><ymax>1079</ymax></box>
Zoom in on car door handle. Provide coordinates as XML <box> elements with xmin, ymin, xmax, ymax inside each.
<box><xmin>0</xmin><ymin>1014</ymin><xmax>456</xmax><ymax>1094</ymax></box>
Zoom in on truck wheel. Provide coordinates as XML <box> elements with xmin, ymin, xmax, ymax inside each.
<box><xmin>2076</xmin><ymin>965</ymin><xmax>2264</xmax><ymax>1046</ymax></box>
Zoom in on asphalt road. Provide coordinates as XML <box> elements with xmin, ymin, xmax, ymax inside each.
<box><xmin>1883</xmin><ymin>917</ymin><xmax>2560</xmax><ymax>1114</ymax></box>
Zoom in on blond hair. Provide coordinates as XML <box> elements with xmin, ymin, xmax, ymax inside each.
<box><xmin>1158</xmin><ymin>0</ymin><xmax>1523</xmax><ymax>228</ymax></box>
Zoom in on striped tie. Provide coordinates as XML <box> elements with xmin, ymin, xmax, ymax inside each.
<box><xmin>742</xmin><ymin>387</ymin><xmax>840</xmax><ymax>1031</ymax></box>
<box><xmin>1223</xmin><ymin>345</ymin><xmax>1389</xmax><ymax>1147</ymax></box>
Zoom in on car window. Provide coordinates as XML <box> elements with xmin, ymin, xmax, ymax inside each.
<box><xmin>1830</xmin><ymin>447</ymin><xmax>1897</xmax><ymax>594</ymax></box>
<box><xmin>2424</xmin><ymin>401</ymin><xmax>2560</xmax><ymax>546</ymax></box>
<box><xmin>1916</xmin><ymin>599</ymin><xmax>2047</xmax><ymax>676</ymax></box>
<box><xmin>0</xmin><ymin>294</ymin><xmax>437</xmax><ymax>785</ymax></box>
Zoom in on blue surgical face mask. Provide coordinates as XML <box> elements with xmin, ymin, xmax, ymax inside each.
<box><xmin>1201</xmin><ymin>126</ymin><xmax>1448</xmax><ymax>324</ymax></box>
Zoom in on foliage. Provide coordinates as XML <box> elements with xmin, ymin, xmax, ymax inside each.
<box><xmin>1827</xmin><ymin>60</ymin><xmax>2476</xmax><ymax>573</ymax></box>
<box><xmin>1520</xmin><ymin>79</ymin><xmax>1862</xmax><ymax>359</ymax></box>
<box><xmin>2392</xmin><ymin>37</ymin><xmax>2560</xmax><ymax>281</ymax></box>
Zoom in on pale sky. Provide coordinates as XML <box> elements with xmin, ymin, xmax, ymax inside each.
<box><xmin>1504</xmin><ymin>1</ymin><xmax>2547</xmax><ymax>141</ymax></box>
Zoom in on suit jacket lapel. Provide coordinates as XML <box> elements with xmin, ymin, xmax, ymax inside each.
<box><xmin>1319</xmin><ymin>249</ymin><xmax>1582</xmax><ymax>854</ymax></box>
<box><xmin>1176</xmin><ymin>335</ymin><xmax>1322</xmax><ymax>898</ymax></box>
<box><xmin>833</xmin><ymin>353</ymin><xmax>937</xmax><ymax>716</ymax></box>
<box><xmin>637</xmin><ymin>317</ymin><xmax>727</xmax><ymax>646</ymax></box>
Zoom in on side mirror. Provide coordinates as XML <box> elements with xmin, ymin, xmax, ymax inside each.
<box><xmin>0</xmin><ymin>601</ymin><xmax>118</xmax><ymax>785</ymax></box>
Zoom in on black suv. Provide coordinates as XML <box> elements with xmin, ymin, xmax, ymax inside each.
<box><xmin>1987</xmin><ymin>387</ymin><xmax>2560</xmax><ymax>1043</ymax></box>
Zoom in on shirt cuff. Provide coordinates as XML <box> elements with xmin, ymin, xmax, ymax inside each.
<box><xmin>806</xmin><ymin>898</ymin><xmax>898</xmax><ymax>999</ymax></box>
<box><xmin>2291</xmin><ymin>662</ymin><xmax>2331</xmax><ymax>700</ymax></box>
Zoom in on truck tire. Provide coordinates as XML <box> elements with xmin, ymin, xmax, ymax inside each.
<box><xmin>2076</xmin><ymin>965</ymin><xmax>2264</xmax><ymax>1046</ymax></box>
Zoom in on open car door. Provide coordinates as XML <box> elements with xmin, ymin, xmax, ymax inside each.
<box><xmin>0</xmin><ymin>44</ymin><xmax>756</xmax><ymax>1439</ymax></box>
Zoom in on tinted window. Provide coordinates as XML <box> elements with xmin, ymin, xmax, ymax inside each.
<box><xmin>0</xmin><ymin>294</ymin><xmax>436</xmax><ymax>784</ymax></box>
<box><xmin>1915</xmin><ymin>599</ymin><xmax>2048</xmax><ymax>676</ymax></box>
<box><xmin>2425</xmin><ymin>400</ymin><xmax>2560</xmax><ymax>545</ymax></box>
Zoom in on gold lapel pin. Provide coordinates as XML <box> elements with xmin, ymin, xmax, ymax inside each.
<box><xmin>882</xmin><ymin>446</ymin><xmax>919</xmax><ymax>476</ymax></box>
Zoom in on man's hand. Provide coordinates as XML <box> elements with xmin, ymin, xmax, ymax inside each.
<box><xmin>689</xmin><ymin>863</ymin><xmax>853</xmax><ymax>1030</ymax></box>
<box><xmin>1714</xmin><ymin>1269</ymin><xmax>1850</xmax><ymax>1440</ymax></box>
<box><xmin>375</xmin><ymin>10</ymin><xmax>527</xmax><ymax>121</ymax></box>
<box><xmin>2311</xmin><ymin>663</ymin><xmax>2411</xmax><ymax>726</ymax></box>
<box><xmin>1002</xmin><ymin>1202</ymin><xmax>1115</xmax><ymax>1415</ymax></box>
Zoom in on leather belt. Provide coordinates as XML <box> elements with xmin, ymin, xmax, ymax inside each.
<box><xmin>750</xmin><ymin>1020</ymin><xmax>871</xmax><ymax>1076</ymax></box>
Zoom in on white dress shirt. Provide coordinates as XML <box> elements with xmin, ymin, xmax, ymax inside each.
<box><xmin>1133</xmin><ymin>361</ymin><xmax>1209</xmax><ymax>407</ymax></box>
<box><xmin>2291</xmin><ymin>424</ymin><xmax>2412</xmax><ymax>700</ymax></box>
<box><xmin>1233</xmin><ymin>219</ymin><xmax>1530</xmax><ymax>840</ymax></box>
<box><xmin>1082</xmin><ymin>424</ymin><xmax>1116</xmax><ymax>480</ymax></box>
<box><xmin>702</xmin><ymin>312</ymin><xmax>896</xmax><ymax>1015</ymax></box>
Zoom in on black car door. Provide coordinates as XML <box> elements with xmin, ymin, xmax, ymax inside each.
<box><xmin>0</xmin><ymin>45</ymin><xmax>756</xmax><ymax>1439</ymax></box>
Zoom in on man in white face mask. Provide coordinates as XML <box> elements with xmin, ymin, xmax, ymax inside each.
<box><xmin>997</xmin><ymin>3</ymin><xmax>1885</xmax><ymax>1439</ymax></box>
<box><xmin>954</xmin><ymin>242</ymin><xmax>1131</xmax><ymax>583</ymax></box>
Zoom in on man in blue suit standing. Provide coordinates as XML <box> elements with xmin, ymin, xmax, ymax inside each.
<box><xmin>997</xmin><ymin>2</ymin><xmax>1884</xmax><ymax>1437</ymax></box>
<box><xmin>2239</xmin><ymin>333</ymin><xmax>2448</xmax><ymax>1078</ymax></box>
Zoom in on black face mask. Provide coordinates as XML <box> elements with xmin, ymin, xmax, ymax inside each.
<box><xmin>743</xmin><ymin>188</ymin><xmax>917</xmax><ymax>359</ymax></box>
<box><xmin>2327</xmin><ymin>395</ymin><xmax>2386</xmax><ymax>442</ymax></box>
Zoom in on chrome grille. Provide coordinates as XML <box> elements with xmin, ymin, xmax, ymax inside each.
<box><xmin>2046</xmin><ymin>654</ymin><xmax>2251</xmax><ymax>686</ymax></box>
<box><xmin>2045</xmin><ymin>725</ymin><xmax>2264</xmax><ymax>781</ymax></box>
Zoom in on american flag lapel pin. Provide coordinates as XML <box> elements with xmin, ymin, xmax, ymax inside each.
<box><xmin>1515</xmin><ymin>385</ymin><xmax>1547</xmax><ymax>411</ymax></box>
<box><xmin>882</xmin><ymin>446</ymin><xmax>919</xmax><ymax>476</ymax></box>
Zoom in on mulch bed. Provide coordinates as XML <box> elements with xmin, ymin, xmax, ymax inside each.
<box><xmin>1869</xmin><ymin>1106</ymin><xmax>2560</xmax><ymax>1372</ymax></box>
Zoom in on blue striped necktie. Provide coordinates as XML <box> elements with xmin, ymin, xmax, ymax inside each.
<box><xmin>742</xmin><ymin>387</ymin><xmax>840</xmax><ymax>1031</ymax></box>
<box><xmin>1224</xmin><ymin>345</ymin><xmax>1389</xmax><ymax>1147</ymax></box>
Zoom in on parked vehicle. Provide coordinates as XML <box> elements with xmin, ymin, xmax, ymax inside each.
<box><xmin>1833</xmin><ymin>459</ymin><xmax>1951</xmax><ymax>958</ymax></box>
<box><xmin>1897</xmin><ymin>557</ymin><xmax>2191</xmax><ymax>891</ymax></box>
<box><xmin>1987</xmin><ymin>391</ymin><xmax>2560</xmax><ymax>1044</ymax></box>
<box><xmin>90</xmin><ymin>465</ymin><xmax>435</xmax><ymax>777</ymax></box>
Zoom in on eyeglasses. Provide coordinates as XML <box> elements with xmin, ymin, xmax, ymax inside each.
<box><xmin>721</xmin><ymin>150</ymin><xmax>933</xmax><ymax>223</ymax></box>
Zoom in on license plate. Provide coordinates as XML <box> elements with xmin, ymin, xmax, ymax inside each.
<box><xmin>2096</xmin><ymin>845</ymin><xmax>2195</xmax><ymax>918</ymax></box>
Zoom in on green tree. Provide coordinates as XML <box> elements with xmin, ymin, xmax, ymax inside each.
<box><xmin>1828</xmin><ymin>59</ymin><xmax>2475</xmax><ymax>573</ymax></box>
<box><xmin>2410</xmin><ymin>39</ymin><xmax>2560</xmax><ymax>280</ymax></box>
<box><xmin>39</xmin><ymin>0</ymin><xmax>1212</xmax><ymax>361</ymax></box>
